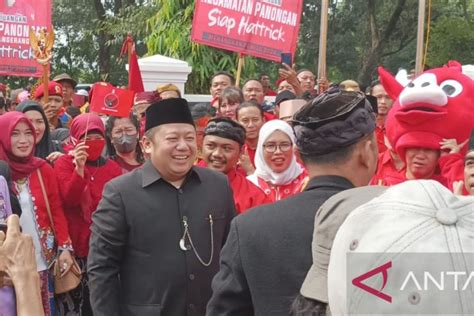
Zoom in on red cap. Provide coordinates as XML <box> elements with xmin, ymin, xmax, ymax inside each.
<box><xmin>395</xmin><ymin>131</ymin><xmax>442</xmax><ymax>162</ymax></box>
<box><xmin>34</xmin><ymin>81</ymin><xmax>63</xmax><ymax>100</ymax></box>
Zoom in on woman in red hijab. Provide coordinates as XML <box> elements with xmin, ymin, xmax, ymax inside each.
<box><xmin>0</xmin><ymin>112</ymin><xmax>74</xmax><ymax>316</ymax></box>
<box><xmin>54</xmin><ymin>113</ymin><xmax>121</xmax><ymax>315</ymax></box>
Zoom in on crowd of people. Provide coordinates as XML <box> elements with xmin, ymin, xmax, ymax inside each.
<box><xmin>0</xmin><ymin>58</ymin><xmax>473</xmax><ymax>316</ymax></box>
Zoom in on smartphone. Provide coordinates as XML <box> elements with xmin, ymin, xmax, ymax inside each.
<box><xmin>281</xmin><ymin>53</ymin><xmax>292</xmax><ymax>66</ymax></box>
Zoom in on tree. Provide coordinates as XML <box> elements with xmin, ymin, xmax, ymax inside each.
<box><xmin>3</xmin><ymin>0</ymin><xmax>471</xmax><ymax>93</ymax></box>
<box><xmin>94</xmin><ymin>0</ymin><xmax>157</xmax><ymax>83</ymax></box>
<box><xmin>292</xmin><ymin>0</ymin><xmax>474</xmax><ymax>87</ymax></box>
<box><xmin>306</xmin><ymin>0</ymin><xmax>419</xmax><ymax>86</ymax></box>
<box><xmin>357</xmin><ymin>0</ymin><xmax>418</xmax><ymax>85</ymax></box>
<box><xmin>427</xmin><ymin>15</ymin><xmax>474</xmax><ymax>67</ymax></box>
<box><xmin>52</xmin><ymin>0</ymin><xmax>99</xmax><ymax>83</ymax></box>
<box><xmin>52</xmin><ymin>0</ymin><xmax>155</xmax><ymax>85</ymax></box>
<box><xmin>147</xmin><ymin>0</ymin><xmax>259</xmax><ymax>94</ymax></box>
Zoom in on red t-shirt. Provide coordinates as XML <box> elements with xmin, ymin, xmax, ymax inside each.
<box><xmin>439</xmin><ymin>153</ymin><xmax>468</xmax><ymax>194</ymax></box>
<box><xmin>263</xmin><ymin>112</ymin><xmax>277</xmax><ymax>122</ymax></box>
<box><xmin>375</xmin><ymin>125</ymin><xmax>388</xmax><ymax>154</ymax></box>
<box><xmin>265</xmin><ymin>89</ymin><xmax>277</xmax><ymax>96</ymax></box>
<box><xmin>370</xmin><ymin>150</ymin><xmax>406</xmax><ymax>186</ymax></box>
<box><xmin>250</xmin><ymin>171</ymin><xmax>308</xmax><ymax>203</ymax></box>
<box><xmin>54</xmin><ymin>155</ymin><xmax>122</xmax><ymax>257</ymax></box>
<box><xmin>244</xmin><ymin>144</ymin><xmax>257</xmax><ymax>168</ymax></box>
<box><xmin>227</xmin><ymin>169</ymin><xmax>271</xmax><ymax>213</ymax></box>
<box><xmin>112</xmin><ymin>155</ymin><xmax>143</xmax><ymax>174</ymax></box>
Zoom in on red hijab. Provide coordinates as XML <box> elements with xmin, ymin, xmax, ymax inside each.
<box><xmin>0</xmin><ymin>112</ymin><xmax>45</xmax><ymax>180</ymax></box>
<box><xmin>69</xmin><ymin>113</ymin><xmax>107</xmax><ymax>225</ymax></box>
<box><xmin>69</xmin><ymin>113</ymin><xmax>105</xmax><ymax>144</ymax></box>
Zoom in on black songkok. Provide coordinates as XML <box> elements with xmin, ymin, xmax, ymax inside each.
<box><xmin>292</xmin><ymin>88</ymin><xmax>376</xmax><ymax>156</ymax></box>
<box><xmin>275</xmin><ymin>90</ymin><xmax>296</xmax><ymax>106</ymax></box>
<box><xmin>469</xmin><ymin>129</ymin><xmax>474</xmax><ymax>152</ymax></box>
<box><xmin>204</xmin><ymin>118</ymin><xmax>246</xmax><ymax>147</ymax></box>
<box><xmin>145</xmin><ymin>98</ymin><xmax>194</xmax><ymax>132</ymax></box>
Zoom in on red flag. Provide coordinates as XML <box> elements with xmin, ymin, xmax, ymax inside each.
<box><xmin>121</xmin><ymin>34</ymin><xmax>144</xmax><ymax>93</ymax></box>
<box><xmin>90</xmin><ymin>84</ymin><xmax>134</xmax><ymax>117</ymax></box>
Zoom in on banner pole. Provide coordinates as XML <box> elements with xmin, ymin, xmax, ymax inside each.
<box><xmin>127</xmin><ymin>32</ymin><xmax>133</xmax><ymax>72</ymax></box>
<box><xmin>42</xmin><ymin>65</ymin><xmax>49</xmax><ymax>104</ymax></box>
<box><xmin>317</xmin><ymin>0</ymin><xmax>329</xmax><ymax>93</ymax></box>
<box><xmin>236</xmin><ymin>53</ymin><xmax>244</xmax><ymax>88</ymax></box>
<box><xmin>415</xmin><ymin>0</ymin><xmax>426</xmax><ymax>75</ymax></box>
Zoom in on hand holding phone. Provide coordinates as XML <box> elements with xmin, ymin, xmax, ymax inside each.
<box><xmin>281</xmin><ymin>53</ymin><xmax>292</xmax><ymax>66</ymax></box>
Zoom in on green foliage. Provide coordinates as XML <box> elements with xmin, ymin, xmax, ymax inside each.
<box><xmin>0</xmin><ymin>76</ymin><xmax>35</xmax><ymax>91</ymax></box>
<box><xmin>3</xmin><ymin>0</ymin><xmax>472</xmax><ymax>93</ymax></box>
<box><xmin>292</xmin><ymin>0</ymin><xmax>473</xmax><ymax>86</ymax></box>
<box><xmin>147</xmin><ymin>0</ymin><xmax>258</xmax><ymax>93</ymax></box>
<box><xmin>52</xmin><ymin>0</ymin><xmax>99</xmax><ymax>83</ymax></box>
<box><xmin>427</xmin><ymin>16</ymin><xmax>474</xmax><ymax>67</ymax></box>
<box><xmin>322</xmin><ymin>0</ymin><xmax>420</xmax><ymax>85</ymax></box>
<box><xmin>97</xmin><ymin>2</ymin><xmax>156</xmax><ymax>51</ymax></box>
<box><xmin>50</xmin><ymin>0</ymin><xmax>155</xmax><ymax>87</ymax></box>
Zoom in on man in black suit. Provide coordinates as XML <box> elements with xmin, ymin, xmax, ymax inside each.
<box><xmin>88</xmin><ymin>98</ymin><xmax>236</xmax><ymax>316</ymax></box>
<box><xmin>206</xmin><ymin>89</ymin><xmax>379</xmax><ymax>315</ymax></box>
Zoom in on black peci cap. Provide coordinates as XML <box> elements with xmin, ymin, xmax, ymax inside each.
<box><xmin>145</xmin><ymin>98</ymin><xmax>194</xmax><ymax>132</ymax></box>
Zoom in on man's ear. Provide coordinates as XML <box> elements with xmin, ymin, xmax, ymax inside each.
<box><xmin>141</xmin><ymin>136</ymin><xmax>153</xmax><ymax>154</ymax></box>
<box><xmin>359</xmin><ymin>137</ymin><xmax>377</xmax><ymax>169</ymax></box>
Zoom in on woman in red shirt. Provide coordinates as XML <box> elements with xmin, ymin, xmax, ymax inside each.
<box><xmin>0</xmin><ymin>112</ymin><xmax>74</xmax><ymax>316</ymax></box>
<box><xmin>105</xmin><ymin>114</ymin><xmax>144</xmax><ymax>173</ymax></box>
<box><xmin>54</xmin><ymin>113</ymin><xmax>121</xmax><ymax>315</ymax></box>
<box><xmin>247</xmin><ymin>120</ymin><xmax>307</xmax><ymax>202</ymax></box>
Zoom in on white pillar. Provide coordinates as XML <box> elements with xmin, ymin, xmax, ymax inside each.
<box><xmin>127</xmin><ymin>54</ymin><xmax>192</xmax><ymax>94</ymax></box>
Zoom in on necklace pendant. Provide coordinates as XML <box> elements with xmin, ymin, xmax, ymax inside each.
<box><xmin>179</xmin><ymin>238</ymin><xmax>188</xmax><ymax>251</ymax></box>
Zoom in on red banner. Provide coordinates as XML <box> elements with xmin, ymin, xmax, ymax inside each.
<box><xmin>191</xmin><ymin>0</ymin><xmax>303</xmax><ymax>62</ymax></box>
<box><xmin>0</xmin><ymin>0</ymin><xmax>51</xmax><ymax>77</ymax></box>
<box><xmin>90</xmin><ymin>85</ymin><xmax>134</xmax><ymax>118</ymax></box>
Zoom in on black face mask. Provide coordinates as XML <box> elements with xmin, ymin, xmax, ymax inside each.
<box><xmin>112</xmin><ymin>134</ymin><xmax>138</xmax><ymax>153</ymax></box>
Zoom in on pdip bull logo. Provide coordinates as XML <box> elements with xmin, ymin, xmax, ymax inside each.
<box><xmin>104</xmin><ymin>92</ymin><xmax>119</xmax><ymax>109</ymax></box>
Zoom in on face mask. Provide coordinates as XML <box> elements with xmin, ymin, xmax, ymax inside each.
<box><xmin>112</xmin><ymin>134</ymin><xmax>137</xmax><ymax>153</ymax></box>
<box><xmin>85</xmin><ymin>139</ymin><xmax>105</xmax><ymax>161</ymax></box>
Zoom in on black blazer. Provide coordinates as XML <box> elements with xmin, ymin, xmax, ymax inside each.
<box><xmin>88</xmin><ymin>161</ymin><xmax>236</xmax><ymax>316</ymax></box>
<box><xmin>206</xmin><ymin>176</ymin><xmax>354</xmax><ymax>316</ymax></box>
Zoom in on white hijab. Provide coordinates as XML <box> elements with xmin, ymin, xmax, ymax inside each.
<box><xmin>249</xmin><ymin>120</ymin><xmax>303</xmax><ymax>186</ymax></box>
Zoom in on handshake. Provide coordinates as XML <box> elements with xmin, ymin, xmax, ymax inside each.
<box><xmin>0</xmin><ymin>215</ymin><xmax>44</xmax><ymax>316</ymax></box>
